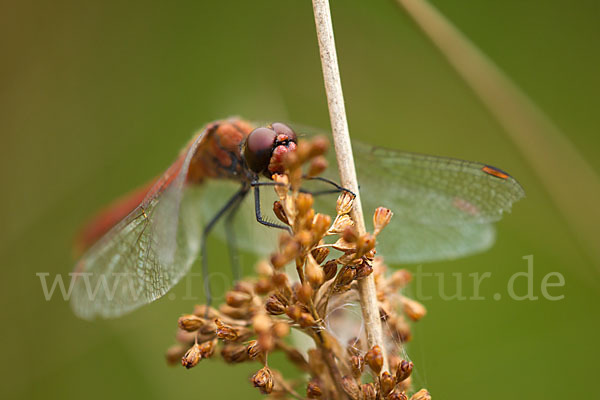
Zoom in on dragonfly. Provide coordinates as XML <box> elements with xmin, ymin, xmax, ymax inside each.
<box><xmin>70</xmin><ymin>117</ymin><xmax>524</xmax><ymax>320</ymax></box>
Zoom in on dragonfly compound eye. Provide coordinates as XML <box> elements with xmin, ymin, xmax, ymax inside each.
<box><xmin>270</xmin><ymin>122</ymin><xmax>297</xmax><ymax>143</ymax></box>
<box><xmin>244</xmin><ymin>127</ymin><xmax>277</xmax><ymax>174</ymax></box>
<box><xmin>265</xmin><ymin>122</ymin><xmax>298</xmax><ymax>175</ymax></box>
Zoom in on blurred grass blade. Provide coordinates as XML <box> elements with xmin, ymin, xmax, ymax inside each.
<box><xmin>397</xmin><ymin>0</ymin><xmax>600</xmax><ymax>270</ymax></box>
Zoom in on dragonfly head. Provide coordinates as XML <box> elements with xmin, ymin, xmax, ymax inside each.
<box><xmin>243</xmin><ymin>122</ymin><xmax>297</xmax><ymax>178</ymax></box>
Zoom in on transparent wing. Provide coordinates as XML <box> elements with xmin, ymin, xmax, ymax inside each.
<box><xmin>316</xmin><ymin>141</ymin><xmax>525</xmax><ymax>264</ymax></box>
<box><xmin>71</xmin><ymin>131</ymin><xmax>208</xmax><ymax>320</ymax></box>
<box><xmin>198</xmin><ymin>179</ymin><xmax>282</xmax><ymax>256</ymax></box>
<box><xmin>206</xmin><ymin>128</ymin><xmax>524</xmax><ymax>265</ymax></box>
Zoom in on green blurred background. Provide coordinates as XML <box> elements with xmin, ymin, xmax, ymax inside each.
<box><xmin>2</xmin><ymin>0</ymin><xmax>599</xmax><ymax>398</ymax></box>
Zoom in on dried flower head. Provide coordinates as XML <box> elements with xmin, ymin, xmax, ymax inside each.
<box><xmin>221</xmin><ymin>344</ymin><xmax>249</xmax><ymax>364</ymax></box>
<box><xmin>336</xmin><ymin>191</ymin><xmax>354</xmax><ymax>215</ymax></box>
<box><xmin>166</xmin><ymin>136</ymin><xmax>430</xmax><ymax>399</ymax></box>
<box><xmin>198</xmin><ymin>340</ymin><xmax>216</xmax><ymax>358</ymax></box>
<box><xmin>181</xmin><ymin>343</ymin><xmax>202</xmax><ymax>369</ymax></box>
<box><xmin>306</xmin><ymin>379</ymin><xmax>323</xmax><ymax>398</ymax></box>
<box><xmin>389</xmin><ymin>391</ymin><xmax>409</xmax><ymax>400</ymax></box>
<box><xmin>215</xmin><ymin>319</ymin><xmax>239</xmax><ymax>341</ymax></box>
<box><xmin>246</xmin><ymin>340</ymin><xmax>262</xmax><ymax>360</ymax></box>
<box><xmin>396</xmin><ymin>360</ymin><xmax>414</xmax><ymax>383</ymax></box>
<box><xmin>341</xmin><ymin>375</ymin><xmax>360</xmax><ymax>399</ymax></box>
<box><xmin>365</xmin><ymin>345</ymin><xmax>384</xmax><ymax>375</ymax></box>
<box><xmin>380</xmin><ymin>371</ymin><xmax>396</xmax><ymax>396</ymax></box>
<box><xmin>373</xmin><ymin>206</ymin><xmax>393</xmax><ymax>236</ymax></box>
<box><xmin>252</xmin><ymin>366</ymin><xmax>274</xmax><ymax>394</ymax></box>
<box><xmin>177</xmin><ymin>314</ymin><xmax>204</xmax><ymax>332</ymax></box>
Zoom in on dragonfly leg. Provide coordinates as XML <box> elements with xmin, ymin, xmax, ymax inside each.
<box><xmin>303</xmin><ymin>176</ymin><xmax>356</xmax><ymax>196</ymax></box>
<box><xmin>223</xmin><ymin>193</ymin><xmax>246</xmax><ymax>283</ymax></box>
<box><xmin>201</xmin><ymin>186</ymin><xmax>249</xmax><ymax>311</ymax></box>
<box><xmin>252</xmin><ymin>183</ymin><xmax>292</xmax><ymax>234</ymax></box>
<box><xmin>250</xmin><ymin>181</ymin><xmax>285</xmax><ymax>187</ymax></box>
<box><xmin>251</xmin><ymin>178</ymin><xmax>353</xmax><ymax>197</ymax></box>
<box><xmin>299</xmin><ymin>188</ymin><xmax>344</xmax><ymax>196</ymax></box>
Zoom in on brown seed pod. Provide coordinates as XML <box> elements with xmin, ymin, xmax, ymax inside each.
<box><xmin>177</xmin><ymin>314</ymin><xmax>204</xmax><ymax>332</ymax></box>
<box><xmin>373</xmin><ymin>207</ymin><xmax>393</xmax><ymax>235</ymax></box>
<box><xmin>246</xmin><ymin>340</ymin><xmax>262</xmax><ymax>360</ymax></box>
<box><xmin>307</xmin><ymin>156</ymin><xmax>328</xmax><ymax>178</ymax></box>
<box><xmin>273</xmin><ymin>200</ymin><xmax>290</xmax><ymax>224</ymax></box>
<box><xmin>272</xmin><ymin>321</ymin><xmax>290</xmax><ymax>338</ymax></box>
<box><xmin>198</xmin><ymin>340</ymin><xmax>216</xmax><ymax>358</ymax></box>
<box><xmin>306</xmin><ymin>379</ymin><xmax>323</xmax><ymax>398</ymax></box>
<box><xmin>221</xmin><ymin>343</ymin><xmax>249</xmax><ymax>363</ymax></box>
<box><xmin>306</xmin><ymin>256</ymin><xmax>325</xmax><ymax>287</ymax></box>
<box><xmin>365</xmin><ymin>345</ymin><xmax>384</xmax><ymax>375</ymax></box>
<box><xmin>388</xmin><ymin>391</ymin><xmax>409</xmax><ymax>400</ymax></box>
<box><xmin>297</xmin><ymin>282</ymin><xmax>314</xmax><ymax>304</ymax></box>
<box><xmin>219</xmin><ymin>304</ymin><xmax>250</xmax><ymax>320</ymax></box>
<box><xmin>266</xmin><ymin>294</ymin><xmax>287</xmax><ymax>315</ymax></box>
<box><xmin>350</xmin><ymin>355</ymin><xmax>364</xmax><ymax>378</ymax></box>
<box><xmin>254</xmin><ymin>277</ymin><xmax>273</xmax><ymax>295</ymax></box>
<box><xmin>251</xmin><ymin>366</ymin><xmax>274</xmax><ymax>395</ymax></box>
<box><xmin>175</xmin><ymin>329</ymin><xmax>196</xmax><ymax>344</ymax></box>
<box><xmin>255</xmin><ymin>259</ymin><xmax>273</xmax><ymax>276</ymax></box>
<box><xmin>341</xmin><ymin>376</ymin><xmax>360</xmax><ymax>399</ymax></box>
<box><xmin>389</xmin><ymin>269</ymin><xmax>412</xmax><ymax>289</ymax></box>
<box><xmin>312</xmin><ymin>213</ymin><xmax>332</xmax><ymax>238</ymax></box>
<box><xmin>337</xmin><ymin>266</ymin><xmax>357</xmax><ymax>287</ymax></box>
<box><xmin>252</xmin><ymin>313</ymin><xmax>272</xmax><ymax>334</ymax></box>
<box><xmin>308</xmin><ymin>136</ymin><xmax>329</xmax><ymax>158</ymax></box>
<box><xmin>311</xmin><ymin>246</ymin><xmax>330</xmax><ymax>264</ymax></box>
<box><xmin>360</xmin><ymin>383</ymin><xmax>377</xmax><ymax>400</ymax></box>
<box><xmin>225</xmin><ymin>290</ymin><xmax>252</xmax><ymax>308</ymax></box>
<box><xmin>323</xmin><ymin>260</ymin><xmax>338</xmax><ymax>281</ymax></box>
<box><xmin>272</xmin><ymin>272</ymin><xmax>289</xmax><ymax>288</ymax></box>
<box><xmin>233</xmin><ymin>280</ymin><xmax>254</xmax><ymax>295</ymax></box>
<box><xmin>396</xmin><ymin>360</ymin><xmax>414</xmax><ymax>383</ymax></box>
<box><xmin>356</xmin><ymin>233</ymin><xmax>376</xmax><ymax>258</ymax></box>
<box><xmin>181</xmin><ymin>344</ymin><xmax>202</xmax><ymax>369</ymax></box>
<box><xmin>330</xmin><ymin>214</ymin><xmax>354</xmax><ymax>233</ymax></box>
<box><xmin>336</xmin><ymin>191</ymin><xmax>355</xmax><ymax>215</ymax></box>
<box><xmin>215</xmin><ymin>319</ymin><xmax>238</xmax><ymax>341</ymax></box>
<box><xmin>355</xmin><ymin>260</ymin><xmax>374</xmax><ymax>279</ymax></box>
<box><xmin>296</xmin><ymin>193</ymin><xmax>314</xmax><ymax>216</ymax></box>
<box><xmin>380</xmin><ymin>371</ymin><xmax>395</xmax><ymax>396</ymax></box>
<box><xmin>298</xmin><ymin>312</ymin><xmax>316</xmax><ymax>328</ymax></box>
<box><xmin>285</xmin><ymin>304</ymin><xmax>302</xmax><ymax>321</ymax></box>
<box><xmin>403</xmin><ymin>298</ymin><xmax>427</xmax><ymax>321</ymax></box>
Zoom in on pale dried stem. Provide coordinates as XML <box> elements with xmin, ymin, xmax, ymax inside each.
<box><xmin>312</xmin><ymin>0</ymin><xmax>387</xmax><ymax>370</ymax></box>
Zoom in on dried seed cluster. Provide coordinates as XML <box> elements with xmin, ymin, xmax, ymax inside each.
<box><xmin>166</xmin><ymin>137</ymin><xmax>430</xmax><ymax>399</ymax></box>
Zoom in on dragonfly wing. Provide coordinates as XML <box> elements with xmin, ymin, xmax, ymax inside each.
<box><xmin>372</xmin><ymin>215</ymin><xmax>496</xmax><ymax>264</ymax></box>
<box><xmin>196</xmin><ymin>179</ymin><xmax>282</xmax><ymax>257</ymax></box>
<box><xmin>316</xmin><ymin>141</ymin><xmax>524</xmax><ymax>264</ymax></box>
<box><xmin>71</xmin><ymin>131</ymin><xmax>207</xmax><ymax>320</ymax></box>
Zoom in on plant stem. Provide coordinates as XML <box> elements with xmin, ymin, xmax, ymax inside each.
<box><xmin>311</xmin><ymin>0</ymin><xmax>387</xmax><ymax>370</ymax></box>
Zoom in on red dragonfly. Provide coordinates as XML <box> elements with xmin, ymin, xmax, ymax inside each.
<box><xmin>71</xmin><ymin>117</ymin><xmax>524</xmax><ymax>319</ymax></box>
